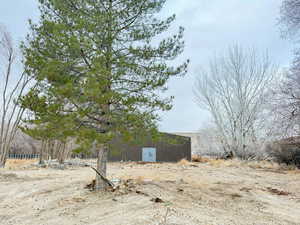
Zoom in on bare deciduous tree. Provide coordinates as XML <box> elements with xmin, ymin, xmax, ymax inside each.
<box><xmin>194</xmin><ymin>46</ymin><xmax>277</xmax><ymax>159</ymax></box>
<box><xmin>274</xmin><ymin>0</ymin><xmax>300</xmax><ymax>137</ymax></box>
<box><xmin>0</xmin><ymin>25</ymin><xmax>30</xmax><ymax>167</ymax></box>
<box><xmin>268</xmin><ymin>70</ymin><xmax>300</xmax><ymax>137</ymax></box>
<box><xmin>280</xmin><ymin>0</ymin><xmax>300</xmax><ymax>39</ymax></box>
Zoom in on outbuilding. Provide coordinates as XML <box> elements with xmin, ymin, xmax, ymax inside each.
<box><xmin>108</xmin><ymin>132</ymin><xmax>191</xmax><ymax>162</ymax></box>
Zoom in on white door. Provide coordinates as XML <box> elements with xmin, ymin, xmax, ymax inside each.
<box><xmin>142</xmin><ymin>147</ymin><xmax>156</xmax><ymax>162</ymax></box>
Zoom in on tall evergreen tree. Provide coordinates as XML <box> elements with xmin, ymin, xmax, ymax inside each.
<box><xmin>21</xmin><ymin>0</ymin><xmax>188</xmax><ymax>190</ymax></box>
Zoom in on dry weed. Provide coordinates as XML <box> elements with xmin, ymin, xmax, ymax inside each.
<box><xmin>207</xmin><ymin>158</ymin><xmax>299</xmax><ymax>171</ymax></box>
<box><xmin>287</xmin><ymin>169</ymin><xmax>300</xmax><ymax>174</ymax></box>
<box><xmin>135</xmin><ymin>176</ymin><xmax>146</xmax><ymax>184</ymax></box>
<box><xmin>208</xmin><ymin>159</ymin><xmax>227</xmax><ymax>167</ymax></box>
<box><xmin>192</xmin><ymin>155</ymin><xmax>211</xmax><ymax>163</ymax></box>
<box><xmin>246</xmin><ymin>160</ymin><xmax>279</xmax><ymax>169</ymax></box>
<box><xmin>177</xmin><ymin>158</ymin><xmax>190</xmax><ymax>166</ymax></box>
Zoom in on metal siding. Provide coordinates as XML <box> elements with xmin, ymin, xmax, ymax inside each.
<box><xmin>107</xmin><ymin>132</ymin><xmax>191</xmax><ymax>162</ymax></box>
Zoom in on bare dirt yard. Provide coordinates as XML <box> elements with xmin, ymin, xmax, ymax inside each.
<box><xmin>1</xmin><ymin>159</ymin><xmax>300</xmax><ymax>225</ymax></box>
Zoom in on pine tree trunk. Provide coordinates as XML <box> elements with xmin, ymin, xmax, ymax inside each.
<box><xmin>95</xmin><ymin>0</ymin><xmax>112</xmax><ymax>192</ymax></box>
<box><xmin>95</xmin><ymin>144</ymin><xmax>109</xmax><ymax>191</ymax></box>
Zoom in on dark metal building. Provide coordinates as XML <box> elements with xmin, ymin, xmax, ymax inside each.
<box><xmin>108</xmin><ymin>132</ymin><xmax>191</xmax><ymax>162</ymax></box>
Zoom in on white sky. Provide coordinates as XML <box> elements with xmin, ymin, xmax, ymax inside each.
<box><xmin>0</xmin><ymin>0</ymin><xmax>295</xmax><ymax>132</ymax></box>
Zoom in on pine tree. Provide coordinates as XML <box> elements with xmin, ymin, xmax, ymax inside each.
<box><xmin>21</xmin><ymin>0</ymin><xmax>188</xmax><ymax>190</ymax></box>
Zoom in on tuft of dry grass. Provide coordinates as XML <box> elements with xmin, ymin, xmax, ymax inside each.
<box><xmin>246</xmin><ymin>160</ymin><xmax>280</xmax><ymax>170</ymax></box>
<box><xmin>208</xmin><ymin>159</ymin><xmax>228</xmax><ymax>167</ymax></box>
<box><xmin>206</xmin><ymin>158</ymin><xmax>299</xmax><ymax>171</ymax></box>
<box><xmin>177</xmin><ymin>158</ymin><xmax>190</xmax><ymax>166</ymax></box>
<box><xmin>287</xmin><ymin>169</ymin><xmax>300</xmax><ymax>174</ymax></box>
<box><xmin>192</xmin><ymin>155</ymin><xmax>211</xmax><ymax>163</ymax></box>
<box><xmin>5</xmin><ymin>159</ymin><xmax>37</xmax><ymax>170</ymax></box>
<box><xmin>135</xmin><ymin>176</ymin><xmax>146</xmax><ymax>184</ymax></box>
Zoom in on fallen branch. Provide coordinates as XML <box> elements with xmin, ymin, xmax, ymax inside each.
<box><xmin>266</xmin><ymin>187</ymin><xmax>290</xmax><ymax>196</ymax></box>
<box><xmin>90</xmin><ymin>166</ymin><xmax>114</xmax><ymax>188</ymax></box>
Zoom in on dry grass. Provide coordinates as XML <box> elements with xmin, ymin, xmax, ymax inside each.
<box><xmin>287</xmin><ymin>169</ymin><xmax>300</xmax><ymax>174</ymax></box>
<box><xmin>191</xmin><ymin>155</ymin><xmax>211</xmax><ymax>163</ymax></box>
<box><xmin>206</xmin><ymin>158</ymin><xmax>227</xmax><ymax>167</ymax></box>
<box><xmin>205</xmin><ymin>158</ymin><xmax>298</xmax><ymax>171</ymax></box>
<box><xmin>177</xmin><ymin>154</ymin><xmax>298</xmax><ymax>171</ymax></box>
<box><xmin>135</xmin><ymin>176</ymin><xmax>146</xmax><ymax>184</ymax></box>
<box><xmin>241</xmin><ymin>160</ymin><xmax>297</xmax><ymax>171</ymax></box>
<box><xmin>177</xmin><ymin>158</ymin><xmax>190</xmax><ymax>166</ymax></box>
<box><xmin>5</xmin><ymin>159</ymin><xmax>37</xmax><ymax>170</ymax></box>
<box><xmin>246</xmin><ymin>160</ymin><xmax>280</xmax><ymax>170</ymax></box>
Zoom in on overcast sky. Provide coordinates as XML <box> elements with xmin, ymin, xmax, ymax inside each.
<box><xmin>0</xmin><ymin>0</ymin><xmax>294</xmax><ymax>132</ymax></box>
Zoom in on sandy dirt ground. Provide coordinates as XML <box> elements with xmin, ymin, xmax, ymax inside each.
<box><xmin>1</xmin><ymin>160</ymin><xmax>300</xmax><ymax>225</ymax></box>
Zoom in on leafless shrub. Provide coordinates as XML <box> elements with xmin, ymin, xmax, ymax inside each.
<box><xmin>264</xmin><ymin>137</ymin><xmax>300</xmax><ymax>167</ymax></box>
